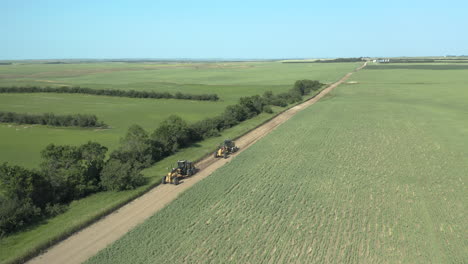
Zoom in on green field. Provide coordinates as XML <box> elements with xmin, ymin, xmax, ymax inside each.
<box><xmin>0</xmin><ymin>62</ymin><xmax>360</xmax><ymax>263</ymax></box>
<box><xmin>0</xmin><ymin>111</ymin><xmax>281</xmax><ymax>264</ymax></box>
<box><xmin>0</xmin><ymin>62</ymin><xmax>358</xmax><ymax>167</ymax></box>
<box><xmin>87</xmin><ymin>63</ymin><xmax>468</xmax><ymax>263</ymax></box>
<box><xmin>0</xmin><ymin>62</ymin><xmax>357</xmax><ymax>89</ymax></box>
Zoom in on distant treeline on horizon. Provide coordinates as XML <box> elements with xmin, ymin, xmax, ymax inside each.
<box><xmin>1</xmin><ymin>56</ymin><xmax>468</xmax><ymax>65</ymax></box>
<box><xmin>282</xmin><ymin>58</ymin><xmax>364</xmax><ymax>63</ymax></box>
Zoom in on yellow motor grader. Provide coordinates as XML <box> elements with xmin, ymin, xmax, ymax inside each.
<box><xmin>162</xmin><ymin>160</ymin><xmax>197</xmax><ymax>185</ymax></box>
<box><xmin>214</xmin><ymin>139</ymin><xmax>239</xmax><ymax>159</ymax></box>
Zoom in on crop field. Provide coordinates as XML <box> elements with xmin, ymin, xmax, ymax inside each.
<box><xmin>0</xmin><ymin>62</ymin><xmax>358</xmax><ymax>167</ymax></box>
<box><xmin>87</xmin><ymin>63</ymin><xmax>467</xmax><ymax>263</ymax></box>
<box><xmin>0</xmin><ymin>111</ymin><xmax>287</xmax><ymax>264</ymax></box>
<box><xmin>0</xmin><ymin>62</ymin><xmax>356</xmax><ymax>90</ymax></box>
<box><xmin>0</xmin><ymin>61</ymin><xmax>360</xmax><ymax>263</ymax></box>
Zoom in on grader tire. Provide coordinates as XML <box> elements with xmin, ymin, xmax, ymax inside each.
<box><xmin>161</xmin><ymin>176</ymin><xmax>167</xmax><ymax>184</ymax></box>
<box><xmin>173</xmin><ymin>177</ymin><xmax>179</xmax><ymax>185</ymax></box>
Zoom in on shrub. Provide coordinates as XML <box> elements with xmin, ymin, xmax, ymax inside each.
<box><xmin>293</xmin><ymin>80</ymin><xmax>322</xmax><ymax>96</ymax></box>
<box><xmin>189</xmin><ymin>118</ymin><xmax>221</xmax><ymax>141</ymax></box>
<box><xmin>224</xmin><ymin>104</ymin><xmax>249</xmax><ymax>123</ymax></box>
<box><xmin>151</xmin><ymin>115</ymin><xmax>192</xmax><ymax>154</ymax></box>
<box><xmin>239</xmin><ymin>95</ymin><xmax>266</xmax><ymax>117</ymax></box>
<box><xmin>100</xmin><ymin>159</ymin><xmax>145</xmax><ymax>191</ymax></box>
<box><xmin>0</xmin><ymin>163</ymin><xmax>51</xmax><ymax>209</ymax></box>
<box><xmin>263</xmin><ymin>105</ymin><xmax>273</xmax><ymax>114</ymax></box>
<box><xmin>0</xmin><ymin>197</ymin><xmax>41</xmax><ymax>236</ymax></box>
<box><xmin>44</xmin><ymin>203</ymin><xmax>68</xmax><ymax>217</ymax></box>
<box><xmin>110</xmin><ymin>125</ymin><xmax>153</xmax><ymax>168</ymax></box>
<box><xmin>40</xmin><ymin>142</ymin><xmax>107</xmax><ymax>203</ymax></box>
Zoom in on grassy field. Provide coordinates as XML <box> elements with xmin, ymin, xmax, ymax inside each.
<box><xmin>0</xmin><ymin>62</ymin><xmax>357</xmax><ymax>89</ymax></box>
<box><xmin>0</xmin><ymin>111</ymin><xmax>280</xmax><ymax>264</ymax></box>
<box><xmin>0</xmin><ymin>62</ymin><xmax>360</xmax><ymax>263</ymax></box>
<box><xmin>0</xmin><ymin>62</ymin><xmax>359</xmax><ymax>167</ymax></box>
<box><xmin>0</xmin><ymin>94</ymin><xmax>224</xmax><ymax>167</ymax></box>
<box><xmin>87</xmin><ymin>63</ymin><xmax>467</xmax><ymax>263</ymax></box>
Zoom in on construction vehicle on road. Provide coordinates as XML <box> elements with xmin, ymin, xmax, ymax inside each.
<box><xmin>162</xmin><ymin>160</ymin><xmax>197</xmax><ymax>185</ymax></box>
<box><xmin>214</xmin><ymin>139</ymin><xmax>239</xmax><ymax>159</ymax></box>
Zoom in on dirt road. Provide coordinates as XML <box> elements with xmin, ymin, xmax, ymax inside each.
<box><xmin>28</xmin><ymin>62</ymin><xmax>366</xmax><ymax>264</ymax></box>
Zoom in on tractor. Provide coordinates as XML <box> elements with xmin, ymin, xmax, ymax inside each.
<box><xmin>214</xmin><ymin>139</ymin><xmax>239</xmax><ymax>159</ymax></box>
<box><xmin>162</xmin><ymin>160</ymin><xmax>197</xmax><ymax>185</ymax></box>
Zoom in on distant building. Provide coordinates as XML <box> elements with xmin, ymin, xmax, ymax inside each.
<box><xmin>377</xmin><ymin>59</ymin><xmax>390</xmax><ymax>63</ymax></box>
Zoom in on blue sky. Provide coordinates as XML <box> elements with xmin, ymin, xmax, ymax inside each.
<box><xmin>2</xmin><ymin>0</ymin><xmax>467</xmax><ymax>59</ymax></box>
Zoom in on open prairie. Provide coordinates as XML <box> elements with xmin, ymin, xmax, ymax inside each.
<box><xmin>0</xmin><ymin>62</ymin><xmax>358</xmax><ymax>167</ymax></box>
<box><xmin>87</xmin><ymin>63</ymin><xmax>468</xmax><ymax>263</ymax></box>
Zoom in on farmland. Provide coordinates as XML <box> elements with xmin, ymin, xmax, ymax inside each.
<box><xmin>0</xmin><ymin>61</ymin><xmax>360</xmax><ymax>264</ymax></box>
<box><xmin>0</xmin><ymin>62</ymin><xmax>358</xmax><ymax>167</ymax></box>
<box><xmin>87</xmin><ymin>63</ymin><xmax>467</xmax><ymax>263</ymax></box>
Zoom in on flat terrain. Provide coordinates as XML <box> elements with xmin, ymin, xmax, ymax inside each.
<box><xmin>0</xmin><ymin>111</ymin><xmax>279</xmax><ymax>264</ymax></box>
<box><xmin>0</xmin><ymin>62</ymin><xmax>358</xmax><ymax>167</ymax></box>
<box><xmin>87</xmin><ymin>63</ymin><xmax>467</xmax><ymax>263</ymax></box>
<box><xmin>28</xmin><ymin>63</ymin><xmax>363</xmax><ymax>264</ymax></box>
<box><xmin>0</xmin><ymin>62</ymin><xmax>357</xmax><ymax>89</ymax></box>
<box><xmin>0</xmin><ymin>62</ymin><xmax>360</xmax><ymax>264</ymax></box>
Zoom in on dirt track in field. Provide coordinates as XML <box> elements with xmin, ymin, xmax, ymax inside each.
<box><xmin>28</xmin><ymin>62</ymin><xmax>367</xmax><ymax>264</ymax></box>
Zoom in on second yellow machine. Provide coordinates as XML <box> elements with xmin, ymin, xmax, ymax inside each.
<box><xmin>214</xmin><ymin>139</ymin><xmax>239</xmax><ymax>159</ymax></box>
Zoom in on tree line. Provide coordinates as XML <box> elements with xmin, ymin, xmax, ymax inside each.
<box><xmin>0</xmin><ymin>142</ymin><xmax>109</xmax><ymax>235</ymax></box>
<box><xmin>0</xmin><ymin>111</ymin><xmax>106</xmax><ymax>128</ymax></box>
<box><xmin>0</xmin><ymin>79</ymin><xmax>323</xmax><ymax>236</ymax></box>
<box><xmin>283</xmin><ymin>58</ymin><xmax>364</xmax><ymax>63</ymax></box>
<box><xmin>0</xmin><ymin>140</ymin><xmax>149</xmax><ymax>236</ymax></box>
<box><xmin>0</xmin><ymin>86</ymin><xmax>220</xmax><ymax>101</ymax></box>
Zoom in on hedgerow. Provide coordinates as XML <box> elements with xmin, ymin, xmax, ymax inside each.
<box><xmin>0</xmin><ymin>79</ymin><xmax>323</xmax><ymax>236</ymax></box>
<box><xmin>0</xmin><ymin>111</ymin><xmax>106</xmax><ymax>128</ymax></box>
<box><xmin>0</xmin><ymin>86</ymin><xmax>219</xmax><ymax>101</ymax></box>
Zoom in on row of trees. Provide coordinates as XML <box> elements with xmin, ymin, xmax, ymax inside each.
<box><xmin>0</xmin><ymin>142</ymin><xmax>107</xmax><ymax>235</ymax></box>
<box><xmin>0</xmin><ymin>111</ymin><xmax>106</xmax><ymax>127</ymax></box>
<box><xmin>0</xmin><ymin>79</ymin><xmax>323</xmax><ymax>236</ymax></box>
<box><xmin>0</xmin><ymin>86</ymin><xmax>219</xmax><ymax>101</ymax></box>
<box><xmin>0</xmin><ymin>139</ymin><xmax>148</xmax><ymax>236</ymax></box>
<box><xmin>107</xmin><ymin>80</ymin><xmax>324</xmax><ymax>168</ymax></box>
<box><xmin>283</xmin><ymin>58</ymin><xmax>364</xmax><ymax>63</ymax></box>
<box><xmin>191</xmin><ymin>80</ymin><xmax>323</xmax><ymax>140</ymax></box>
<box><xmin>314</xmin><ymin>58</ymin><xmax>364</xmax><ymax>63</ymax></box>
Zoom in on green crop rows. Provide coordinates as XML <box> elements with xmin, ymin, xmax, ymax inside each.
<box><xmin>88</xmin><ymin>63</ymin><xmax>468</xmax><ymax>263</ymax></box>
